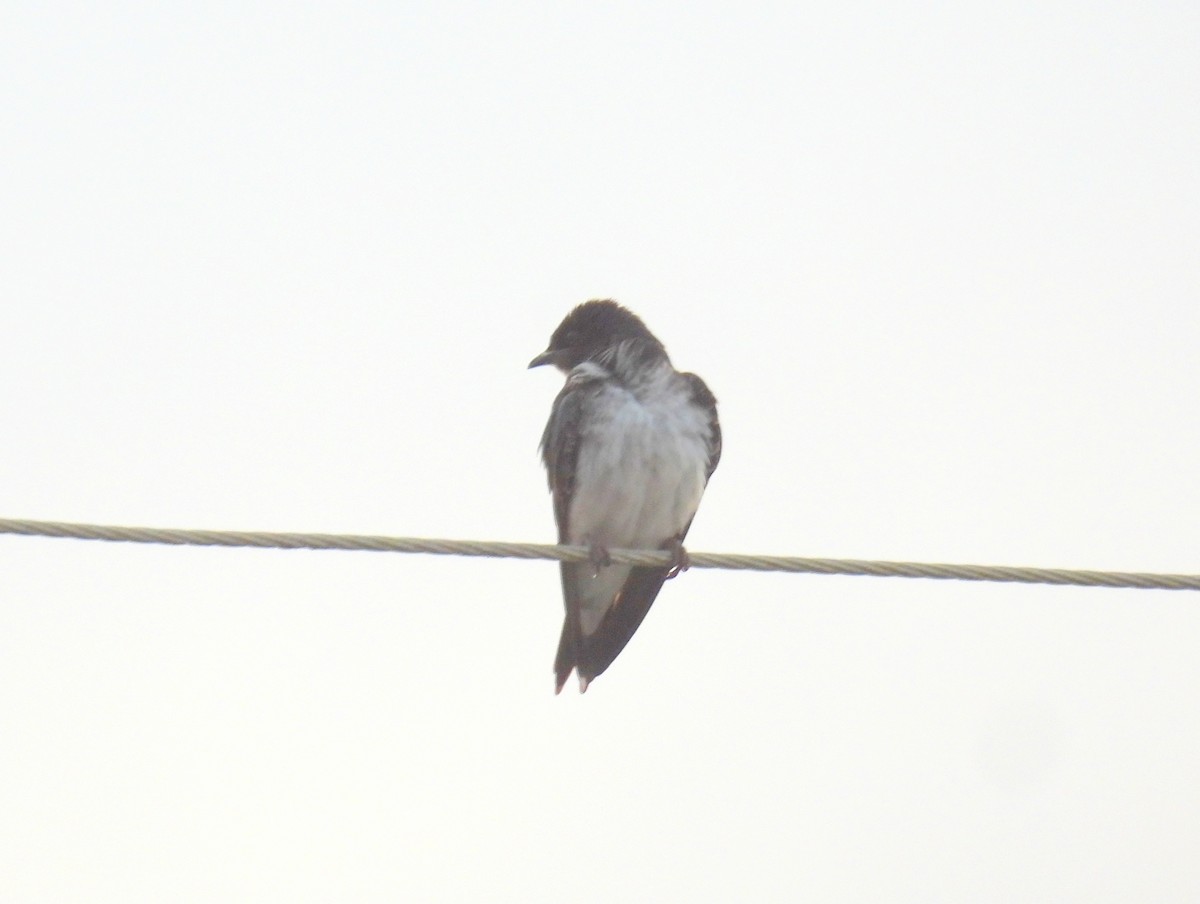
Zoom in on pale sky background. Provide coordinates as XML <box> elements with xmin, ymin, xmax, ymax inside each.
<box><xmin>3</xmin><ymin>2</ymin><xmax>1199</xmax><ymax>901</ymax></box>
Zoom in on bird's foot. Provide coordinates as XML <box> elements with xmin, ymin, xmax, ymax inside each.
<box><xmin>587</xmin><ymin>542</ymin><xmax>612</xmax><ymax>577</ymax></box>
<box><xmin>664</xmin><ymin>538</ymin><xmax>690</xmax><ymax>579</ymax></box>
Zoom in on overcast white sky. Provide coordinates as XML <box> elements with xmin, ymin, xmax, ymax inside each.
<box><xmin>3</xmin><ymin>2</ymin><xmax>1199</xmax><ymax>901</ymax></box>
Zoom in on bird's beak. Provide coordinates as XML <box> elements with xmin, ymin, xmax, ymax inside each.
<box><xmin>528</xmin><ymin>349</ymin><xmax>557</xmax><ymax>369</ymax></box>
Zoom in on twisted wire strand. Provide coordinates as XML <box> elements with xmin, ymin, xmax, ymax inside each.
<box><xmin>1</xmin><ymin>518</ymin><xmax>1197</xmax><ymax>591</ymax></box>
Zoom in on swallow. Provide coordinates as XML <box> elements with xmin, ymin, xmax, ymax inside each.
<box><xmin>530</xmin><ymin>300</ymin><xmax>721</xmax><ymax>693</ymax></box>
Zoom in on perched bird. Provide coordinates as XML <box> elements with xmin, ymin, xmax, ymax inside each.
<box><xmin>530</xmin><ymin>300</ymin><xmax>721</xmax><ymax>693</ymax></box>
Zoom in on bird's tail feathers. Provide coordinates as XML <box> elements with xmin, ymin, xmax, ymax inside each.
<box><xmin>553</xmin><ymin>564</ymin><xmax>670</xmax><ymax>693</ymax></box>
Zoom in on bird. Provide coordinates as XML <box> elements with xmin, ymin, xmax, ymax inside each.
<box><xmin>529</xmin><ymin>300</ymin><xmax>721</xmax><ymax>693</ymax></box>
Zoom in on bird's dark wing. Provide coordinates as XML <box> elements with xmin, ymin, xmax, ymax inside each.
<box><xmin>682</xmin><ymin>372</ymin><xmax>722</xmax><ymax>483</ymax></box>
<box><xmin>663</xmin><ymin>372</ymin><xmax>723</xmax><ymax>554</ymax></box>
<box><xmin>539</xmin><ymin>376</ymin><xmax>598</xmax><ymax>543</ymax></box>
<box><xmin>540</xmin><ymin>373</ymin><xmax>608</xmax><ymax>692</ymax></box>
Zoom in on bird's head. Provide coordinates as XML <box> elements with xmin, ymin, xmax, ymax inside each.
<box><xmin>529</xmin><ymin>300</ymin><xmax>660</xmax><ymax>372</ymax></box>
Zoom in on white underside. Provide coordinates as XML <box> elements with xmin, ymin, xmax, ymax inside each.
<box><xmin>565</xmin><ymin>366</ymin><xmax>712</xmax><ymax>635</ymax></box>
